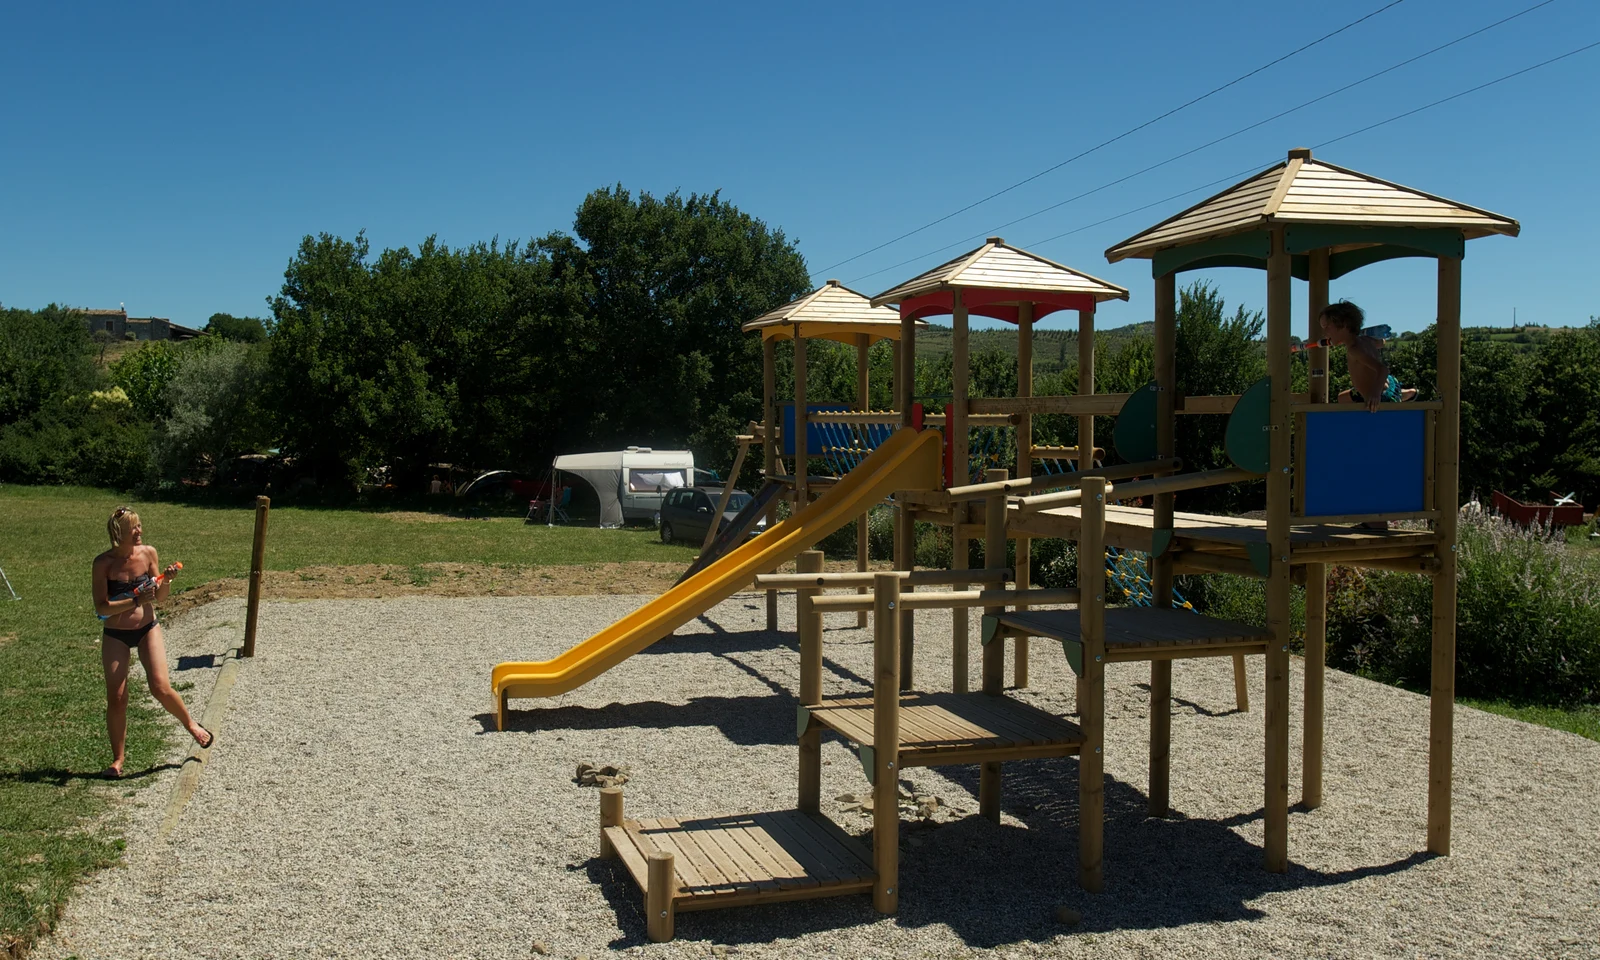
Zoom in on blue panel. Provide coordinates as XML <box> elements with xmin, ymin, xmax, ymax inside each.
<box><xmin>781</xmin><ymin>404</ymin><xmax>849</xmax><ymax>457</ymax></box>
<box><xmin>1302</xmin><ymin>410</ymin><xmax>1427</xmax><ymax>517</ymax></box>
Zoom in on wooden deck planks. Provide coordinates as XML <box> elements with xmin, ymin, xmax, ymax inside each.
<box><xmin>808</xmin><ymin>691</ymin><xmax>1084</xmax><ymax>763</ymax></box>
<box><xmin>998</xmin><ymin>607</ymin><xmax>1271</xmax><ymax>651</ymax></box>
<box><xmin>1023</xmin><ymin>502</ymin><xmax>1436</xmax><ymax>555</ymax></box>
<box><xmin>615</xmin><ymin>812</ymin><xmax>876</xmax><ymax>909</ymax></box>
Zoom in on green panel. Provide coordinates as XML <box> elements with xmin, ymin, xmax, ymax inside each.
<box><xmin>1283</xmin><ymin>225</ymin><xmax>1464</xmax><ymax>258</ymax></box>
<box><xmin>1152</xmin><ymin>231</ymin><xmax>1271</xmax><ymax>278</ymax></box>
<box><xmin>1060</xmin><ymin>638</ymin><xmax>1084</xmax><ymax>677</ymax></box>
<box><xmin>1152</xmin><ymin>528</ymin><xmax>1174</xmax><ymax>558</ymax></box>
<box><xmin>1247</xmin><ymin>542</ymin><xmax>1273</xmax><ymax>577</ymax></box>
<box><xmin>858</xmin><ymin>745</ymin><xmax>876</xmax><ymax>786</ymax></box>
<box><xmin>1224</xmin><ymin>377</ymin><xmax>1272</xmax><ymax>474</ymax></box>
<box><xmin>1114</xmin><ymin>381</ymin><xmax>1161</xmax><ymax>464</ymax></box>
<box><xmin>797</xmin><ymin>704</ymin><xmax>814</xmax><ymax>740</ymax></box>
<box><xmin>1328</xmin><ymin>246</ymin><xmax>1446</xmax><ymax>280</ymax></box>
<box><xmin>981</xmin><ymin>614</ymin><xmax>1001</xmax><ymax>646</ymax></box>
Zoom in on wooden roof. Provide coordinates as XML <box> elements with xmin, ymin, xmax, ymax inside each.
<box><xmin>742</xmin><ymin>280</ymin><xmax>917</xmax><ymax>344</ymax></box>
<box><xmin>871</xmin><ymin>237</ymin><xmax>1129</xmax><ymax>308</ymax></box>
<box><xmin>1106</xmin><ymin>148</ymin><xmax>1520</xmax><ymax>264</ymax></box>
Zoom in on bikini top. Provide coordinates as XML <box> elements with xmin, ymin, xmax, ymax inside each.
<box><xmin>107</xmin><ymin>574</ymin><xmax>153</xmax><ymax>597</ymax></box>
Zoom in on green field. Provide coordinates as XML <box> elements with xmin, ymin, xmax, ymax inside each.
<box><xmin>0</xmin><ymin>484</ymin><xmax>694</xmax><ymax>955</ymax></box>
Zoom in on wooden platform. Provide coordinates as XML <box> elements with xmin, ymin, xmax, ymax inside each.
<box><xmin>604</xmin><ymin>810</ymin><xmax>874</xmax><ymax>911</ymax></box>
<box><xmin>1010</xmin><ymin>502</ymin><xmax>1437</xmax><ymax>559</ymax></box>
<box><xmin>803</xmin><ymin>691</ymin><xmax>1084</xmax><ymax>766</ymax></box>
<box><xmin>993</xmin><ymin>607</ymin><xmax>1271</xmax><ymax>671</ymax></box>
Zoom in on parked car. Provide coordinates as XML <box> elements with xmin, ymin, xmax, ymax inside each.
<box><xmin>656</xmin><ymin>487</ymin><xmax>764</xmax><ymax>545</ymax></box>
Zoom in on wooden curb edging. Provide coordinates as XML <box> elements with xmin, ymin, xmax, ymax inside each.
<box><xmin>158</xmin><ymin>649</ymin><xmax>242</xmax><ymax>839</ymax></box>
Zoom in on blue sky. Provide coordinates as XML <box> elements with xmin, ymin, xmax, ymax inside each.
<box><xmin>2</xmin><ymin>0</ymin><xmax>1595</xmax><ymax>337</ymax></box>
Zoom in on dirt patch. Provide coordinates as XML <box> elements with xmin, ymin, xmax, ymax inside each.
<box><xmin>376</xmin><ymin>511</ymin><xmax>484</xmax><ymax>524</ymax></box>
<box><xmin>0</xmin><ymin>633</ymin><xmax>15</xmax><ymax>650</ymax></box>
<box><xmin>162</xmin><ymin>558</ymin><xmax>886</xmax><ymax>620</ymax></box>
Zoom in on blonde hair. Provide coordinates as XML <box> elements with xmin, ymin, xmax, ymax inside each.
<box><xmin>107</xmin><ymin>507</ymin><xmax>140</xmax><ymax>547</ymax></box>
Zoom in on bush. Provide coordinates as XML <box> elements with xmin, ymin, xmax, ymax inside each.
<box><xmin>0</xmin><ymin>404</ymin><xmax>149</xmax><ymax>489</ymax></box>
<box><xmin>1325</xmin><ymin>509</ymin><xmax>1600</xmax><ymax>706</ymax></box>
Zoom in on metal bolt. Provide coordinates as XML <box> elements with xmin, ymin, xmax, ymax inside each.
<box><xmin>1095</xmin><ymin>746</ymin><xmax>1102</xmax><ymax>754</ymax></box>
<box><xmin>887</xmin><ymin>600</ymin><xmax>896</xmax><ymax>610</ymax></box>
<box><xmin>887</xmin><ymin>761</ymin><xmax>895</xmax><ymax>768</ymax></box>
<box><xmin>659</xmin><ymin>910</ymin><xmax>667</xmax><ymax>918</ymax></box>
<box><xmin>1282</xmin><ymin>645</ymin><xmax>1289</xmax><ymax>652</ymax></box>
<box><xmin>1282</xmin><ymin>467</ymin><xmax>1291</xmax><ymax>474</ymax></box>
<box><xmin>886</xmin><ymin>887</ymin><xmax>894</xmax><ymax>894</ymax></box>
<box><xmin>1094</xmin><ymin>654</ymin><xmax>1103</xmax><ymax>662</ymax></box>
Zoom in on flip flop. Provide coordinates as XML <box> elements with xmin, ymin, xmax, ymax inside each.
<box><xmin>195</xmin><ymin>725</ymin><xmax>216</xmax><ymax>750</ymax></box>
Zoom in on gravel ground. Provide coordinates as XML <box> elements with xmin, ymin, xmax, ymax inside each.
<box><xmin>38</xmin><ymin>593</ymin><xmax>1600</xmax><ymax>960</ymax></box>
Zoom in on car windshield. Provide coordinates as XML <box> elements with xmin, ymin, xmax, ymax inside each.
<box><xmin>725</xmin><ymin>494</ymin><xmax>752</xmax><ymax>512</ymax></box>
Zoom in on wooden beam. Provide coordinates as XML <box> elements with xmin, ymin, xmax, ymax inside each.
<box><xmin>968</xmin><ymin>394</ymin><xmax>1129</xmax><ymax>416</ymax></box>
<box><xmin>794</xmin><ymin>334</ymin><xmax>808</xmax><ymax>505</ymax></box>
<box><xmin>872</xmin><ymin>572</ymin><xmax>901</xmax><ymax>915</ymax></box>
<box><xmin>763</xmin><ymin>338</ymin><xmax>778</xmax><ymax>631</ymax></box>
<box><xmin>979</xmin><ymin>468</ymin><xmax>1008</xmax><ymax>824</ymax></box>
<box><xmin>1015</xmin><ymin>302</ymin><xmax>1034</xmax><ymax>689</ymax></box>
<box><xmin>897</xmin><ymin>312</ymin><xmax>917</xmax><ymax>689</ymax></box>
<box><xmin>949</xmin><ymin>290</ymin><xmax>970</xmax><ymax>693</ymax></box>
<box><xmin>857</xmin><ymin>333</ymin><xmax>872</xmax><ymax>629</ymax></box>
<box><xmin>954</xmin><ymin>457</ymin><xmax>1179</xmax><ymax>503</ymax></box>
<box><xmin>797</xmin><ymin>551</ymin><xmax>823</xmax><ymax>814</ymax></box>
<box><xmin>757</xmin><ymin>568</ymin><xmax>1011</xmax><ymax>589</ymax></box>
<box><xmin>701</xmin><ymin>440</ymin><xmax>750</xmax><ymax>553</ymax></box>
<box><xmin>1078</xmin><ymin>475</ymin><xmax>1106</xmax><ymax>893</ymax></box>
<box><xmin>806</xmin><ymin>587</ymin><xmax>1080</xmax><ymax>613</ymax></box>
<box><xmin>1149</xmin><ymin>270</ymin><xmax>1176</xmax><ymax>818</ymax></box>
<box><xmin>1304</xmin><ymin>246</ymin><xmax>1330</xmax><ymax>810</ymax></box>
<box><xmin>1430</xmin><ymin>253</ymin><xmax>1462</xmax><ymax>856</ymax></box>
<box><xmin>1263</xmin><ymin>227</ymin><xmax>1292</xmax><ymax>874</ymax></box>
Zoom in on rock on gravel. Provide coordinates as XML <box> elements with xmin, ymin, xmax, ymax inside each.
<box><xmin>35</xmin><ymin>593</ymin><xmax>1600</xmax><ymax>959</ymax></box>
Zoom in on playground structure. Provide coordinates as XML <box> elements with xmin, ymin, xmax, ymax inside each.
<box><xmin>491</xmin><ymin>148</ymin><xmax>1518</xmax><ymax>940</ymax></box>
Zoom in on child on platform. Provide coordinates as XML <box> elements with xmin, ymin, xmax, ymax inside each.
<box><xmin>1319</xmin><ymin>300</ymin><xmax>1417</xmax><ymax>411</ymax></box>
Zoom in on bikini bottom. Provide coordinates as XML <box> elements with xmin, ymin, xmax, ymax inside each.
<box><xmin>103</xmin><ymin>621</ymin><xmax>158</xmax><ymax>650</ymax></box>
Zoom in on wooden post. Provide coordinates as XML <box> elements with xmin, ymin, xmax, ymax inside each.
<box><xmin>979</xmin><ymin>468</ymin><xmax>1007</xmax><ymax>823</ymax></box>
<box><xmin>1149</xmin><ymin>276</ymin><xmax>1175</xmax><ymax>817</ymax></box>
<box><xmin>1263</xmin><ymin>228</ymin><xmax>1292</xmax><ymax>873</ymax></box>
<box><xmin>897</xmin><ymin>313</ymin><xmax>917</xmax><ymax>689</ymax></box>
<box><xmin>1075</xmin><ymin>308</ymin><xmax>1094</xmax><ymax>713</ymax></box>
<box><xmin>1303</xmin><ymin>247</ymin><xmax>1331</xmax><ymax>809</ymax></box>
<box><xmin>701</xmin><ymin>440</ymin><xmax>749</xmax><ymax>553</ymax></box>
<box><xmin>242</xmin><ymin>496</ymin><xmax>270</xmax><ymax>658</ymax></box>
<box><xmin>1078</xmin><ymin>476</ymin><xmax>1107</xmax><ymax>893</ymax></box>
<box><xmin>856</xmin><ymin>333</ymin><xmax>872</xmax><ymax>629</ymax></box>
<box><xmin>764</xmin><ymin>337</ymin><xmax>779</xmax><ymax>631</ymax></box>
<box><xmin>950</xmin><ymin>290</ymin><xmax>971</xmax><ymax>692</ymax></box>
<box><xmin>797</xmin><ymin>550</ymin><xmax>824</xmax><ymax>813</ymax></box>
<box><xmin>794</xmin><ymin>331</ymin><xmax>809</xmax><ymax>507</ymax></box>
<box><xmin>1430</xmin><ymin>254</ymin><xmax>1462</xmax><ymax>855</ymax></box>
<box><xmin>599</xmin><ymin>786</ymin><xmax>623</xmax><ymax>859</ymax></box>
<box><xmin>1014</xmin><ymin>302</ymin><xmax>1033</xmax><ymax>688</ymax></box>
<box><xmin>646</xmin><ymin>850</ymin><xmax>677</xmax><ymax>942</ymax></box>
<box><xmin>872</xmin><ymin>572</ymin><xmax>901</xmax><ymax>914</ymax></box>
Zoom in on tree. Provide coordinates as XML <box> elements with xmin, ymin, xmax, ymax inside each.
<box><xmin>0</xmin><ymin>305</ymin><xmax>96</xmax><ymax>426</ymax></box>
<box><xmin>203</xmin><ymin>312</ymin><xmax>268</xmax><ymax>343</ymax></box>
<box><xmin>148</xmin><ymin>341</ymin><xmax>273</xmax><ymax>481</ymax></box>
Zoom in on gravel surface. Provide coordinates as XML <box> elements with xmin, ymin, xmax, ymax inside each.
<box><xmin>38</xmin><ymin>593</ymin><xmax>1600</xmax><ymax>959</ymax></box>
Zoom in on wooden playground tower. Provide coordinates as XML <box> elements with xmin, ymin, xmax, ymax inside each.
<box><xmin>598</xmin><ymin>148</ymin><xmax>1518</xmax><ymax>939</ymax></box>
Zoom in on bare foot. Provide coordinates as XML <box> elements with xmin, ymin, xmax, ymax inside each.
<box><xmin>101</xmin><ymin>762</ymin><xmax>124</xmax><ymax>779</ymax></box>
<box><xmin>191</xmin><ymin>725</ymin><xmax>215</xmax><ymax>750</ymax></box>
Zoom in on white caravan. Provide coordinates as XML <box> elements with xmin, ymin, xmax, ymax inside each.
<box><xmin>552</xmin><ymin>447</ymin><xmax>706</xmax><ymax>527</ymax></box>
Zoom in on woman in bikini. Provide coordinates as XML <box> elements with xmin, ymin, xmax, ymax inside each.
<box><xmin>93</xmin><ymin>507</ymin><xmax>212</xmax><ymax>778</ymax></box>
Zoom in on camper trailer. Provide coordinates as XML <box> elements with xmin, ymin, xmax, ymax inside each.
<box><xmin>552</xmin><ymin>447</ymin><xmax>712</xmax><ymax>527</ymax></box>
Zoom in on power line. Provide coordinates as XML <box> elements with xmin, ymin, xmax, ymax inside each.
<box><xmin>844</xmin><ymin>0</ymin><xmax>1565</xmax><ymax>287</ymax></box>
<box><xmin>806</xmin><ymin>0</ymin><xmax>1410</xmax><ymax>280</ymax></box>
<box><xmin>1016</xmin><ymin>36</ymin><xmax>1600</xmax><ymax>255</ymax></box>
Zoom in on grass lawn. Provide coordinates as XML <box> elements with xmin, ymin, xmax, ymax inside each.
<box><xmin>0</xmin><ymin>483</ymin><xmax>695</xmax><ymax>955</ymax></box>
<box><xmin>1461</xmin><ymin>699</ymin><xmax>1600</xmax><ymax>743</ymax></box>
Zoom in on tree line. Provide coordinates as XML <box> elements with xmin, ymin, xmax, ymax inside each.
<box><xmin>1</xmin><ymin>185</ymin><xmax>1596</xmax><ymax>508</ymax></box>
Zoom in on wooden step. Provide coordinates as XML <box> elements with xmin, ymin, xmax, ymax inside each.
<box><xmin>604</xmin><ymin>810</ymin><xmax>874</xmax><ymax>913</ymax></box>
<box><xmin>989</xmin><ymin>607</ymin><xmax>1271</xmax><ymax>674</ymax></box>
<box><xmin>803</xmin><ymin>691</ymin><xmax>1084</xmax><ymax>769</ymax></box>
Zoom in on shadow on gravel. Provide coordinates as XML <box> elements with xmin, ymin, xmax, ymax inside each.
<box><xmin>582</xmin><ymin>754</ymin><xmax>1433</xmax><ymax>950</ymax></box>
<box><xmin>478</xmin><ymin>693</ymin><xmax>797</xmax><ymax>746</ymax></box>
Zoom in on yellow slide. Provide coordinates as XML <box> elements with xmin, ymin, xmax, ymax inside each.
<box><xmin>491</xmin><ymin>427</ymin><xmax>943</xmax><ymax>729</ymax></box>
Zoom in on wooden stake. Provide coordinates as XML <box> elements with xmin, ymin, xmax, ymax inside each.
<box><xmin>764</xmin><ymin>338</ymin><xmax>779</xmax><ymax>631</ymax></box>
<box><xmin>950</xmin><ymin>290</ymin><xmax>971</xmax><ymax>693</ymax></box>
<box><xmin>701</xmin><ymin>440</ymin><xmax>749</xmax><ymax>553</ymax></box>
<box><xmin>1303</xmin><ymin>247</ymin><xmax>1330</xmax><ymax>809</ymax></box>
<box><xmin>1078</xmin><ymin>476</ymin><xmax>1107</xmax><ymax>893</ymax></box>
<box><xmin>1076</xmin><ymin>308</ymin><xmax>1095</xmax><ymax>715</ymax></box>
<box><xmin>242</xmin><ymin>496</ymin><xmax>270</xmax><ymax>658</ymax></box>
<box><xmin>857</xmin><ymin>333</ymin><xmax>872</xmax><ymax>629</ymax></box>
<box><xmin>898</xmin><ymin>313</ymin><xmax>918</xmax><ymax>689</ymax></box>
<box><xmin>1015</xmin><ymin>302</ymin><xmax>1033</xmax><ymax>688</ymax></box>
<box><xmin>1263</xmin><ymin>228</ymin><xmax>1292</xmax><ymax>874</ymax></box>
<box><xmin>1430</xmin><ymin>254</ymin><xmax>1462</xmax><ymax>855</ymax></box>
<box><xmin>798</xmin><ymin>550</ymin><xmax>824</xmax><ymax>813</ymax></box>
<box><xmin>599</xmin><ymin>787</ymin><xmax>623</xmax><ymax>859</ymax></box>
<box><xmin>646</xmin><ymin>850</ymin><xmax>677</xmax><ymax>942</ymax></box>
<box><xmin>1149</xmin><ymin>274</ymin><xmax>1175</xmax><ymax>817</ymax></box>
<box><xmin>794</xmin><ymin>332</ymin><xmax>809</xmax><ymax>506</ymax></box>
<box><xmin>1232</xmin><ymin>654</ymin><xmax>1250</xmax><ymax>712</ymax></box>
<box><xmin>979</xmin><ymin>468</ymin><xmax>1007</xmax><ymax>823</ymax></box>
<box><xmin>872</xmin><ymin>572</ymin><xmax>902</xmax><ymax>914</ymax></box>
